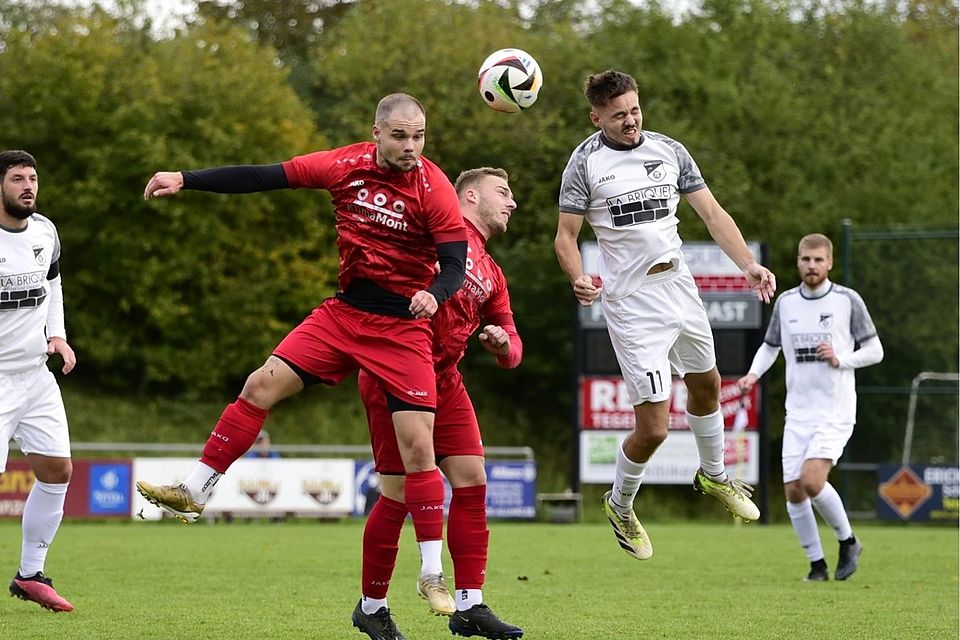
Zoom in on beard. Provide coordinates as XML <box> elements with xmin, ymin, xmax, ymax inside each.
<box><xmin>477</xmin><ymin>203</ymin><xmax>507</xmax><ymax>237</ymax></box>
<box><xmin>2</xmin><ymin>191</ymin><xmax>35</xmax><ymax>219</ymax></box>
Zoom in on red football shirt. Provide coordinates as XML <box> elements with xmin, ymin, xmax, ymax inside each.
<box><xmin>431</xmin><ymin>219</ymin><xmax>517</xmax><ymax>378</ymax></box>
<box><xmin>282</xmin><ymin>142</ymin><xmax>466</xmax><ymax>298</ymax></box>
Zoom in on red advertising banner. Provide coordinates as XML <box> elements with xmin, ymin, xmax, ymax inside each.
<box><xmin>0</xmin><ymin>459</ymin><xmax>132</xmax><ymax>519</ymax></box>
<box><xmin>580</xmin><ymin>376</ymin><xmax>759</xmax><ymax>431</ymax></box>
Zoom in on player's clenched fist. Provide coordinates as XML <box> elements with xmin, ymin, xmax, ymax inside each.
<box><xmin>144</xmin><ymin>171</ymin><xmax>184</xmax><ymax>200</ymax></box>
<box><xmin>573</xmin><ymin>274</ymin><xmax>602</xmax><ymax>306</ymax></box>
<box><xmin>409</xmin><ymin>290</ymin><xmax>438</xmax><ymax>319</ymax></box>
<box><xmin>478</xmin><ymin>325</ymin><xmax>510</xmax><ymax>356</ymax></box>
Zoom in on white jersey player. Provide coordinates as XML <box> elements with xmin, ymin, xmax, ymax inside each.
<box><xmin>0</xmin><ymin>150</ymin><xmax>76</xmax><ymax>612</ymax></box>
<box><xmin>554</xmin><ymin>70</ymin><xmax>776</xmax><ymax>561</ymax></box>
<box><xmin>739</xmin><ymin>233</ymin><xmax>883</xmax><ymax>582</ymax></box>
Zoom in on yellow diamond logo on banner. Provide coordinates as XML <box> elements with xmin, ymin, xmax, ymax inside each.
<box><xmin>879</xmin><ymin>466</ymin><xmax>933</xmax><ymax>520</ymax></box>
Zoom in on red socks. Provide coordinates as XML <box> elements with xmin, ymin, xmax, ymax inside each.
<box><xmin>200</xmin><ymin>397</ymin><xmax>268</xmax><ymax>473</ymax></box>
<box><xmin>361</xmin><ymin>496</ymin><xmax>406</xmax><ymax>599</ymax></box>
<box><xmin>447</xmin><ymin>484</ymin><xmax>488</xmax><ymax>590</ymax></box>
<box><xmin>404</xmin><ymin>468</ymin><xmax>445</xmax><ymax>542</ymax></box>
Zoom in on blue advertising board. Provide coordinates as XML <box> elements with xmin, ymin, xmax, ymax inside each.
<box><xmin>484</xmin><ymin>460</ymin><xmax>537</xmax><ymax>519</ymax></box>
<box><xmin>89</xmin><ymin>463</ymin><xmax>131</xmax><ymax>515</ymax></box>
<box><xmin>353</xmin><ymin>459</ymin><xmax>537</xmax><ymax>519</ymax></box>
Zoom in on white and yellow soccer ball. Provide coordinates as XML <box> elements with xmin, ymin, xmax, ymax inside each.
<box><xmin>477</xmin><ymin>48</ymin><xmax>543</xmax><ymax>113</ymax></box>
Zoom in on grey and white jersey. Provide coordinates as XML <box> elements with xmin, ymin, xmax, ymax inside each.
<box><xmin>0</xmin><ymin>213</ymin><xmax>61</xmax><ymax>373</ymax></box>
<box><xmin>559</xmin><ymin>130</ymin><xmax>707</xmax><ymax>299</ymax></box>
<box><xmin>764</xmin><ymin>283</ymin><xmax>878</xmax><ymax>424</ymax></box>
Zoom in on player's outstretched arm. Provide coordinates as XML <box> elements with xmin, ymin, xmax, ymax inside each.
<box><xmin>556</xmin><ymin>212</ymin><xmax>601</xmax><ymax>306</ymax></box>
<box><xmin>145</xmin><ymin>164</ymin><xmax>289</xmax><ymax>200</ymax></box>
<box><xmin>685</xmin><ymin>188</ymin><xmax>776</xmax><ymax>303</ymax></box>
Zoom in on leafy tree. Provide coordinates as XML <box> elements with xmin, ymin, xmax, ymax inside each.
<box><xmin>0</xmin><ymin>6</ymin><xmax>337</xmax><ymax>394</ymax></box>
<box><xmin>193</xmin><ymin>0</ymin><xmax>358</xmax><ymax>93</ymax></box>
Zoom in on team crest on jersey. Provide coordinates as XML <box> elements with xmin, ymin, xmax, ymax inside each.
<box><xmin>32</xmin><ymin>245</ymin><xmax>45</xmax><ymax>265</ymax></box>
<box><xmin>643</xmin><ymin>161</ymin><xmax>665</xmax><ymax>181</ymax></box>
<box><xmin>819</xmin><ymin>313</ymin><xmax>833</xmax><ymax>329</ymax></box>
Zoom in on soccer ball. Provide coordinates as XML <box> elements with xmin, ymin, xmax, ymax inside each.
<box><xmin>477</xmin><ymin>48</ymin><xmax>542</xmax><ymax>113</ymax></box>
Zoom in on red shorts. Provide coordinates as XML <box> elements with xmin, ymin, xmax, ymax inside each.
<box><xmin>274</xmin><ymin>298</ymin><xmax>437</xmax><ymax>409</ymax></box>
<box><xmin>359</xmin><ymin>370</ymin><xmax>483</xmax><ymax>474</ymax></box>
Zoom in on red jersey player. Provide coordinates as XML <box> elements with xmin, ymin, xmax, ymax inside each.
<box><xmin>135</xmin><ymin>95</ymin><xmax>467</xmax><ymax>594</ymax></box>
<box><xmin>355</xmin><ymin>168</ymin><xmax>524</xmax><ymax>639</ymax></box>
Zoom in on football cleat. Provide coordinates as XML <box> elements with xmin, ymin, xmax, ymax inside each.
<box><xmin>9</xmin><ymin>572</ymin><xmax>74</xmax><ymax>612</ymax></box>
<box><xmin>692</xmin><ymin>469</ymin><xmax>760</xmax><ymax>522</ymax></box>
<box><xmin>449</xmin><ymin>603</ymin><xmax>523</xmax><ymax>639</ymax></box>
<box><xmin>351</xmin><ymin>599</ymin><xmax>406</xmax><ymax>640</ymax></box>
<box><xmin>835</xmin><ymin>537</ymin><xmax>863</xmax><ymax>581</ymax></box>
<box><xmin>416</xmin><ymin>572</ymin><xmax>455</xmax><ymax>616</ymax></box>
<box><xmin>804</xmin><ymin>561</ymin><xmax>829</xmax><ymax>582</ymax></box>
<box><xmin>136</xmin><ymin>481</ymin><xmax>204</xmax><ymax>523</ymax></box>
<box><xmin>601</xmin><ymin>490</ymin><xmax>653</xmax><ymax>560</ymax></box>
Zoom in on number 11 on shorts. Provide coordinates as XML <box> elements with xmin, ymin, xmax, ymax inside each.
<box><xmin>645</xmin><ymin>370</ymin><xmax>663</xmax><ymax>395</ymax></box>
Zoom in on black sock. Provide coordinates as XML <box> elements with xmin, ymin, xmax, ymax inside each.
<box><xmin>811</xmin><ymin>558</ymin><xmax>828</xmax><ymax>571</ymax></box>
<box><xmin>840</xmin><ymin>535</ymin><xmax>857</xmax><ymax>546</ymax></box>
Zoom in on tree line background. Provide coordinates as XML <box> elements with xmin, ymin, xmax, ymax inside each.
<box><xmin>0</xmin><ymin>0</ymin><xmax>956</xmax><ymax>490</ymax></box>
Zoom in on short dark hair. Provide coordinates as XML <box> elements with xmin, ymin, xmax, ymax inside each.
<box><xmin>454</xmin><ymin>167</ymin><xmax>508</xmax><ymax>196</ymax></box>
<box><xmin>0</xmin><ymin>150</ymin><xmax>37</xmax><ymax>180</ymax></box>
<box><xmin>583</xmin><ymin>70</ymin><xmax>638</xmax><ymax>108</ymax></box>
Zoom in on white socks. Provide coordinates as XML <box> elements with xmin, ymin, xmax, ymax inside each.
<box><xmin>610</xmin><ymin>445</ymin><xmax>646</xmax><ymax>516</ymax></box>
<box><xmin>418</xmin><ymin>539</ymin><xmax>443</xmax><ymax>577</ymax></box>
<box><xmin>183</xmin><ymin>462</ymin><xmax>222</xmax><ymax>503</ymax></box>
<box><xmin>811</xmin><ymin>482</ymin><xmax>853</xmax><ymax>541</ymax></box>
<box><xmin>786</xmin><ymin>498</ymin><xmax>824</xmax><ymax>561</ymax></box>
<box><xmin>20</xmin><ymin>480</ymin><xmax>68</xmax><ymax>577</ymax></box>
<box><xmin>361</xmin><ymin>596</ymin><xmax>388</xmax><ymax>614</ymax></box>
<box><xmin>456</xmin><ymin>588</ymin><xmax>483</xmax><ymax>610</ymax></box>
<box><xmin>686</xmin><ymin>410</ymin><xmax>726</xmax><ymax>479</ymax></box>
<box><xmin>788</xmin><ymin>483</ymin><xmax>853</xmax><ymax>563</ymax></box>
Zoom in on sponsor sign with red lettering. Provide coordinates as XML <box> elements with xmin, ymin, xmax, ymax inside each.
<box><xmin>580</xmin><ymin>376</ymin><xmax>759</xmax><ymax>431</ymax></box>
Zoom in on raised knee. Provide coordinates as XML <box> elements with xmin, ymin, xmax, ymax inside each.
<box><xmin>239</xmin><ymin>369</ymin><xmax>274</xmax><ymax>407</ymax></box>
<box><xmin>685</xmin><ymin>372</ymin><xmax>721</xmax><ymax>407</ymax></box>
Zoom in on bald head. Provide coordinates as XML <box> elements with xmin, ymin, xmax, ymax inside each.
<box><xmin>375</xmin><ymin>93</ymin><xmax>426</xmax><ymax>126</ymax></box>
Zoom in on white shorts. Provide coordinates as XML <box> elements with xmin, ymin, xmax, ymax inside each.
<box><xmin>602</xmin><ymin>264</ymin><xmax>716</xmax><ymax>405</ymax></box>
<box><xmin>781</xmin><ymin>419</ymin><xmax>854</xmax><ymax>483</ymax></box>
<box><xmin>0</xmin><ymin>366</ymin><xmax>70</xmax><ymax>472</ymax></box>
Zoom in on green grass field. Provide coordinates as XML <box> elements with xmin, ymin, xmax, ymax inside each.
<box><xmin>0</xmin><ymin>520</ymin><xmax>955</xmax><ymax>639</ymax></box>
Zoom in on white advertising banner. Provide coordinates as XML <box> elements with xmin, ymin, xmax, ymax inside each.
<box><xmin>579</xmin><ymin>431</ymin><xmax>759</xmax><ymax>485</ymax></box>
<box><xmin>132</xmin><ymin>458</ymin><xmax>355</xmax><ymax>520</ymax></box>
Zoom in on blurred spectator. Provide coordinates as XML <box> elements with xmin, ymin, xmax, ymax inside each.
<box><xmin>245</xmin><ymin>430</ymin><xmax>281</xmax><ymax>459</ymax></box>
